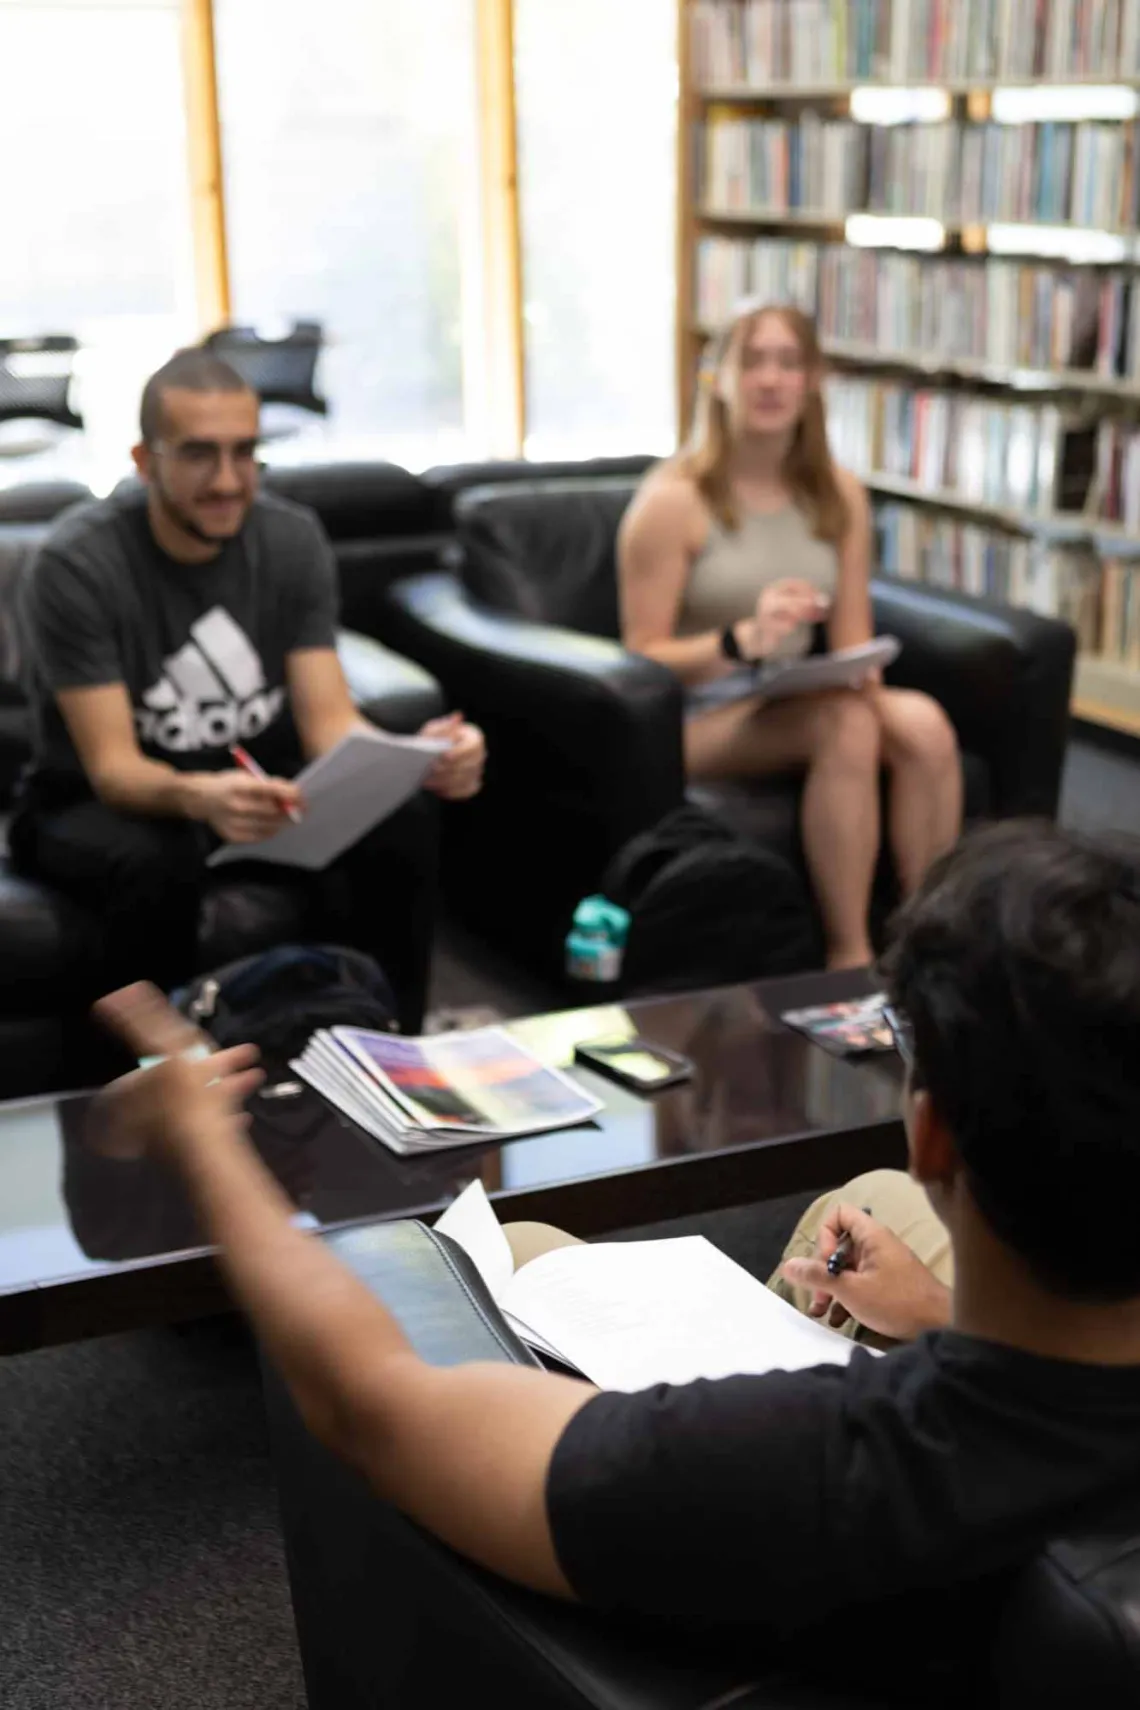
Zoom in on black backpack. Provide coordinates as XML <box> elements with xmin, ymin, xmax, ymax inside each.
<box><xmin>598</xmin><ymin>806</ymin><xmax>817</xmax><ymax>995</ymax></box>
<box><xmin>172</xmin><ymin>943</ymin><xmax>397</xmax><ymax>1066</ymax></box>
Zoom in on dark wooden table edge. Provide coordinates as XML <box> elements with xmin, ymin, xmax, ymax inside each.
<box><xmin>0</xmin><ymin>1112</ymin><xmax>905</xmax><ymax>1355</ymax></box>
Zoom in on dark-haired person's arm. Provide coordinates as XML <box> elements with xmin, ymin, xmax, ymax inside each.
<box><xmin>782</xmin><ymin>1203</ymin><xmax>952</xmax><ymax>1340</ymax></box>
<box><xmin>93</xmin><ymin>984</ymin><xmax>591</xmax><ymax>1596</ymax></box>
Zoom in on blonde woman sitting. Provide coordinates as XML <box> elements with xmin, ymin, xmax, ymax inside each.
<box><xmin>618</xmin><ymin>303</ymin><xmax>962</xmax><ymax>969</ymax></box>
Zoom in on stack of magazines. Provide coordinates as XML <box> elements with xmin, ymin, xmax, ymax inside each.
<box><xmin>292</xmin><ymin>1025</ymin><xmax>603</xmax><ymax>1156</ymax></box>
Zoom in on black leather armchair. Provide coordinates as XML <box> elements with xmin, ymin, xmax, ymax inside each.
<box><xmin>0</xmin><ymin>486</ymin><xmax>446</xmax><ymax>1097</ymax></box>
<box><xmin>377</xmin><ymin>479</ymin><xmax>1077</xmax><ymax>977</ymax></box>
<box><xmin>263</xmin><ymin>1219</ymin><xmax>1140</xmax><ymax>1710</ymax></box>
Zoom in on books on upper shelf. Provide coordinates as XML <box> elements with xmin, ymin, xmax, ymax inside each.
<box><xmin>696</xmin><ymin>236</ymin><xmax>1140</xmax><ymax>383</ymax></box>
<box><xmin>700</xmin><ymin>114</ymin><xmax>1140</xmax><ymax>231</ymax></box>
<box><xmin>291</xmin><ymin>1024</ymin><xmax>603</xmax><ymax>1157</ymax></box>
<box><xmin>690</xmin><ymin>0</ymin><xmax>1140</xmax><ymax>89</ymax></box>
<box><xmin>700</xmin><ymin>109</ymin><xmax>863</xmax><ymax>217</ymax></box>
<box><xmin>826</xmin><ymin>374</ymin><xmax>1064</xmax><ymax>512</ymax></box>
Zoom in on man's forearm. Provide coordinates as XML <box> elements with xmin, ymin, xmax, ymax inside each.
<box><xmin>94</xmin><ymin>756</ymin><xmax>204</xmax><ymax>820</ymax></box>
<box><xmin>300</xmin><ymin>708</ymin><xmax>374</xmax><ymax>760</ymax></box>
<box><xmin>169</xmin><ymin>1122</ymin><xmax>415</xmax><ymax>1451</ymax></box>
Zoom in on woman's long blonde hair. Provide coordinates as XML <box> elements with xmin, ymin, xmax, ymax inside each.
<box><xmin>675</xmin><ymin>303</ymin><xmax>850</xmax><ymax>543</ymax></box>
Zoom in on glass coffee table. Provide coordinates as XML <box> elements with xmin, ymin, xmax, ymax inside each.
<box><xmin>0</xmin><ymin>968</ymin><xmax>903</xmax><ymax>1354</ymax></box>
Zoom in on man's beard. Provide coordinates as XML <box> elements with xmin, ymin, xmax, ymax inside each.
<box><xmin>152</xmin><ymin>471</ymin><xmax>246</xmax><ymax>546</ymax></box>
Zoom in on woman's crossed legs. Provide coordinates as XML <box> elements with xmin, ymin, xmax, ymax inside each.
<box><xmin>685</xmin><ymin>686</ymin><xmax>961</xmax><ymax>967</ymax></box>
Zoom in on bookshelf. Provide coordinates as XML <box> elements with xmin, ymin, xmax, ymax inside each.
<box><xmin>678</xmin><ymin>0</ymin><xmax>1140</xmax><ymax>736</ymax></box>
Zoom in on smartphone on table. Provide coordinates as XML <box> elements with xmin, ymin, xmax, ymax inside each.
<box><xmin>573</xmin><ymin>1035</ymin><xmax>693</xmax><ymax>1093</ymax></box>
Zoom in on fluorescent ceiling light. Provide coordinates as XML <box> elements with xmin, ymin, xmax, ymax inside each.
<box><xmin>845</xmin><ymin>214</ymin><xmax>947</xmax><ymax>251</ymax></box>
<box><xmin>850</xmin><ymin>87</ymin><xmax>952</xmax><ymax>124</ymax></box>
<box><xmin>992</xmin><ymin>85</ymin><xmax>1140</xmax><ymax>123</ymax></box>
<box><xmin>986</xmin><ymin>222</ymin><xmax>1133</xmax><ymax>262</ymax></box>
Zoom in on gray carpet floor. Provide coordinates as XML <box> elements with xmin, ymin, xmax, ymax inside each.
<box><xmin>1</xmin><ymin>731</ymin><xmax>1135</xmax><ymax>1708</ymax></box>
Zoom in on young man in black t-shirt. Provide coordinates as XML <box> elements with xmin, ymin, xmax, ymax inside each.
<box><xmin>12</xmin><ymin>348</ymin><xmax>484</xmax><ymax>1025</ymax></box>
<box><xmin>90</xmin><ymin>822</ymin><xmax>1140</xmax><ymax>1698</ymax></box>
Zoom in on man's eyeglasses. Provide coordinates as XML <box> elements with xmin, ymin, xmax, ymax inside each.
<box><xmin>151</xmin><ymin>439</ymin><xmax>264</xmax><ymax>477</ymax></box>
<box><xmin>882</xmin><ymin>1003</ymin><xmax>915</xmax><ymax>1069</ymax></box>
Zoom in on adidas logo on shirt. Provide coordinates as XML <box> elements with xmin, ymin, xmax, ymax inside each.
<box><xmin>136</xmin><ymin>607</ymin><xmax>286</xmax><ymax>753</ymax></box>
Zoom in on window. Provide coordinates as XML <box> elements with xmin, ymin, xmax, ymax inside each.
<box><xmin>214</xmin><ymin>0</ymin><xmax>483</xmax><ymax>465</ymax></box>
<box><xmin>0</xmin><ymin>0</ymin><xmax>196</xmax><ymax>480</ymax></box>
<box><xmin>514</xmin><ymin>0</ymin><xmax>678</xmax><ymax>458</ymax></box>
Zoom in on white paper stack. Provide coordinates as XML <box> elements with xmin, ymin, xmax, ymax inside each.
<box><xmin>208</xmin><ymin>727</ymin><xmax>447</xmax><ymax>872</ymax></box>
<box><xmin>292</xmin><ymin>1024</ymin><xmax>603</xmax><ymax>1157</ymax></box>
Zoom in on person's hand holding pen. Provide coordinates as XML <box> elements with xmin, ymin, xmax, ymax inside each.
<box><xmin>782</xmin><ymin>1203</ymin><xmax>951</xmax><ymax>1343</ymax></box>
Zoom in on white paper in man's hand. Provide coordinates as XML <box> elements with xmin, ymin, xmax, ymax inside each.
<box><xmin>207</xmin><ymin>727</ymin><xmax>446</xmax><ymax>871</ymax></box>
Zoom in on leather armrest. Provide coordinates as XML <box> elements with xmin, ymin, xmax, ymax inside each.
<box><xmin>336</xmin><ymin>628</ymin><xmax>445</xmax><ymax>734</ymax></box>
<box><xmin>872</xmin><ymin>577</ymin><xmax>1075</xmax><ymax>818</ymax></box>
<box><xmin>379</xmin><ymin>572</ymin><xmax>685</xmax><ymax>848</ymax></box>
<box><xmin>262</xmin><ymin>1219</ymin><xmax>825</xmax><ymax>1710</ymax></box>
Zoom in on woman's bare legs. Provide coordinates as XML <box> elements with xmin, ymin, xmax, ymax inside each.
<box><xmin>874</xmin><ymin>689</ymin><xmax>962</xmax><ymax>897</ymax></box>
<box><xmin>685</xmin><ymin>690</ymin><xmax>881</xmax><ymax>968</ymax></box>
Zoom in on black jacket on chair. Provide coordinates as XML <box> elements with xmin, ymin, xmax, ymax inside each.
<box><xmin>376</xmin><ymin>479</ymin><xmax>1077</xmax><ymax>979</ymax></box>
<box><xmin>262</xmin><ymin>1219</ymin><xmax>1140</xmax><ymax>1710</ymax></box>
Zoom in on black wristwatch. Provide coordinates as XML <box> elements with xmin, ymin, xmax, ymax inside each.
<box><xmin>720</xmin><ymin>623</ymin><xmax>763</xmax><ymax>666</ymax></box>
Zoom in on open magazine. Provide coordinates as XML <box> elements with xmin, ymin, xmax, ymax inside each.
<box><xmin>291</xmin><ymin>1024</ymin><xmax>603</xmax><ymax>1156</ymax></box>
<box><xmin>435</xmin><ymin>1181</ymin><xmax>870</xmax><ymax>1388</ymax></box>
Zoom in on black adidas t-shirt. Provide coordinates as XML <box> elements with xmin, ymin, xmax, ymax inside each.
<box><xmin>18</xmin><ymin>486</ymin><xmax>338</xmax><ymax>803</ymax></box>
<box><xmin>547</xmin><ymin>1331</ymin><xmax>1140</xmax><ymax>1700</ymax></box>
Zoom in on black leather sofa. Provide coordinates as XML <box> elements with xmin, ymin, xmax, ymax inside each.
<box><xmin>0</xmin><ymin>479</ymin><xmax>445</xmax><ymax>1097</ymax></box>
<box><xmin>263</xmin><ymin>1219</ymin><xmax>1140</xmax><ymax>1710</ymax></box>
<box><xmin>0</xmin><ymin>452</ymin><xmax>1077</xmax><ymax>1093</ymax></box>
<box><xmin>372</xmin><ymin>478</ymin><xmax>1078</xmax><ymax>977</ymax></box>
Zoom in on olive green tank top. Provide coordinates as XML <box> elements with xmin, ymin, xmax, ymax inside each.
<box><xmin>678</xmin><ymin>503</ymin><xmax>839</xmax><ymax>661</ymax></box>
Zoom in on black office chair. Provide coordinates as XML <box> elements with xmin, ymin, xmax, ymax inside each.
<box><xmin>204</xmin><ymin>321</ymin><xmax>328</xmax><ymax>417</ymax></box>
<box><xmin>0</xmin><ymin>336</ymin><xmax>84</xmax><ymax>453</ymax></box>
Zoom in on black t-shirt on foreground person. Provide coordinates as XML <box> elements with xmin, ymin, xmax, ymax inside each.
<box><xmin>547</xmin><ymin>1328</ymin><xmax>1140</xmax><ymax>1689</ymax></box>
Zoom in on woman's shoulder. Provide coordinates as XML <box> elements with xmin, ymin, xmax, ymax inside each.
<box><xmin>626</xmin><ymin>460</ymin><xmax>709</xmax><ymax>534</ymax></box>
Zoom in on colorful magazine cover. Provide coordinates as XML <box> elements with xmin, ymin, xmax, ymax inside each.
<box><xmin>330</xmin><ymin>1025</ymin><xmax>602</xmax><ymax>1135</ymax></box>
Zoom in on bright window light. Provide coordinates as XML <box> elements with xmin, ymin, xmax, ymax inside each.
<box><xmin>845</xmin><ymin>214</ymin><xmax>947</xmax><ymax>252</ymax></box>
<box><xmin>850</xmin><ymin>87</ymin><xmax>952</xmax><ymax>125</ymax></box>
<box><xmin>992</xmin><ymin>85</ymin><xmax>1140</xmax><ymax>124</ymax></box>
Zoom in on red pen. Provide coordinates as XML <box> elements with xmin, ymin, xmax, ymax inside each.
<box><xmin>229</xmin><ymin>744</ymin><xmax>302</xmax><ymax>825</ymax></box>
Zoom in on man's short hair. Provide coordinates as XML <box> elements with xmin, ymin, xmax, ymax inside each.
<box><xmin>882</xmin><ymin>821</ymin><xmax>1140</xmax><ymax>1301</ymax></box>
<box><xmin>139</xmin><ymin>347</ymin><xmax>254</xmax><ymax>444</ymax></box>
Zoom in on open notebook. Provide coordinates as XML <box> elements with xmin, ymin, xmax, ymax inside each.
<box><xmin>435</xmin><ymin>1181</ymin><xmax>870</xmax><ymax>1391</ymax></box>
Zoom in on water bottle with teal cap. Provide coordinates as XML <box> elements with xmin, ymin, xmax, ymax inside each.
<box><xmin>565</xmin><ymin>894</ymin><xmax>630</xmax><ymax>983</ymax></box>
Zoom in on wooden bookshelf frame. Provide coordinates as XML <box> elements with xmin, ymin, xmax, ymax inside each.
<box><xmin>679</xmin><ymin>0</ymin><xmax>1140</xmax><ymax>737</ymax></box>
<box><xmin>181</xmin><ymin>0</ymin><xmax>231</xmax><ymax>334</ymax></box>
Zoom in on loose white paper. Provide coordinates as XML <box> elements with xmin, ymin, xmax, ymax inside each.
<box><xmin>207</xmin><ymin>727</ymin><xmax>446</xmax><ymax>872</ymax></box>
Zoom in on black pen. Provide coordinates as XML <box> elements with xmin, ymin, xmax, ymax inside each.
<box><xmin>826</xmin><ymin>1207</ymin><xmax>873</xmax><ymax>1278</ymax></box>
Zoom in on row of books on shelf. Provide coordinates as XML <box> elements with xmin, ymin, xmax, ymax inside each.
<box><xmin>691</xmin><ymin>0</ymin><xmax>1140</xmax><ymax>87</ymax></box>
<box><xmin>700</xmin><ymin>113</ymin><xmax>1140</xmax><ymax>231</ymax></box>
<box><xmin>696</xmin><ymin>236</ymin><xmax>1140</xmax><ymax>380</ymax></box>
<box><xmin>875</xmin><ymin>502</ymin><xmax>1140</xmax><ymax>663</ymax></box>
<box><xmin>827</xmin><ymin>375</ymin><xmax>1064</xmax><ymax>510</ymax></box>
